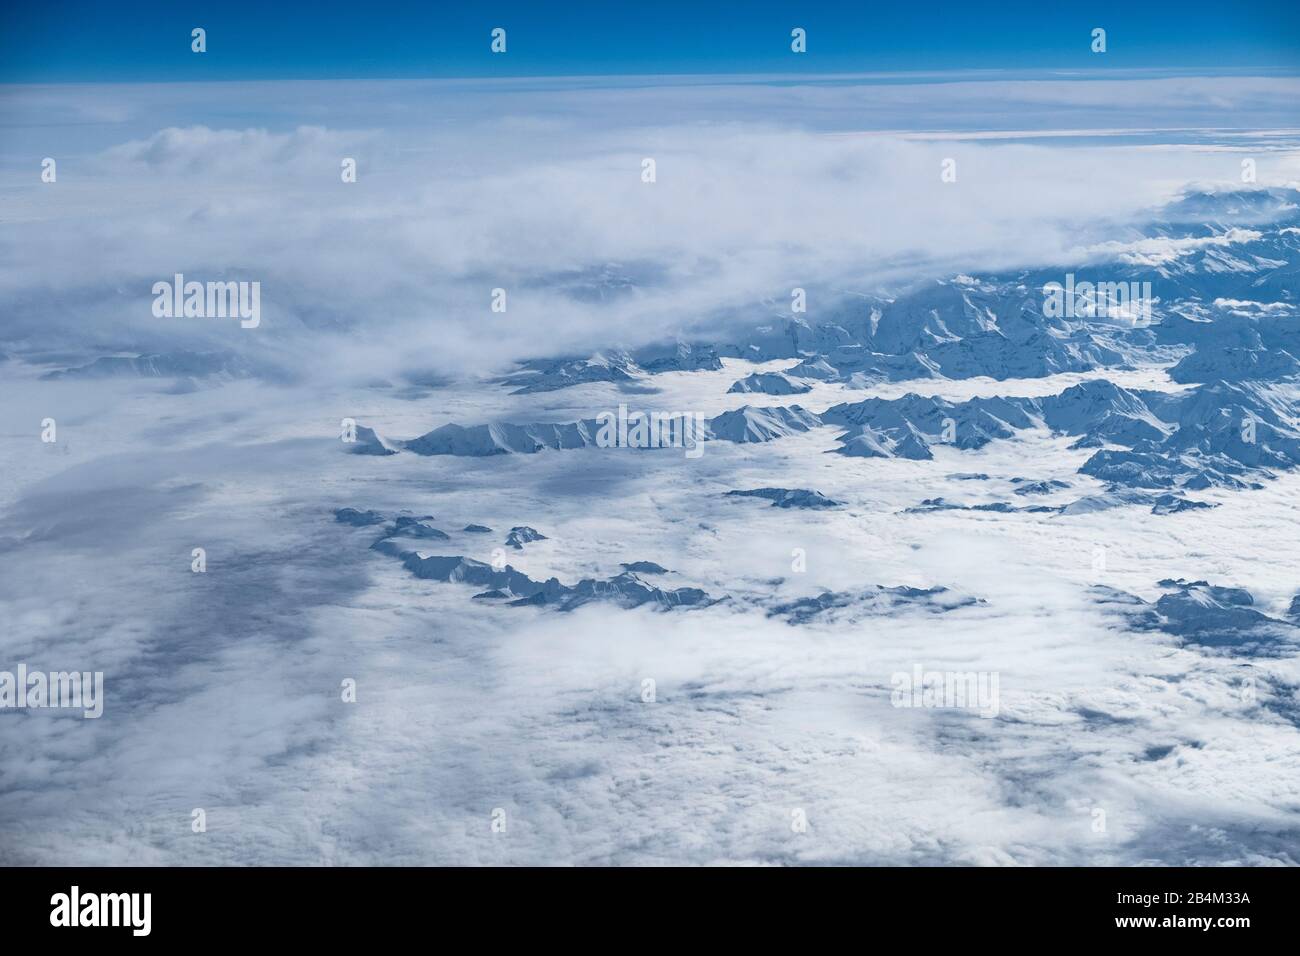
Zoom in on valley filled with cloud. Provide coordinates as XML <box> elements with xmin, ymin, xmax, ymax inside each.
<box><xmin>2</xmin><ymin>71</ymin><xmax>1300</xmax><ymax>864</ymax></box>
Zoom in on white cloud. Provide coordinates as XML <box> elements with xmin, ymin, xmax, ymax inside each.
<box><xmin>3</xmin><ymin>76</ymin><xmax>1300</xmax><ymax>383</ymax></box>
<box><xmin>3</xmin><ymin>74</ymin><xmax>1300</xmax><ymax>865</ymax></box>
<box><xmin>1084</xmin><ymin>228</ymin><xmax>1264</xmax><ymax>266</ymax></box>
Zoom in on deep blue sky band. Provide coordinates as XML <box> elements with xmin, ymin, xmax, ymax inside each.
<box><xmin>2</xmin><ymin>0</ymin><xmax>1299</xmax><ymax>83</ymax></box>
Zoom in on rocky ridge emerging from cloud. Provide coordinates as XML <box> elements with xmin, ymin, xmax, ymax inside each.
<box><xmin>350</xmin><ymin>373</ymin><xmax>1300</xmax><ymax>495</ymax></box>
<box><xmin>482</xmin><ymin>189</ymin><xmax>1300</xmax><ymax>397</ymax></box>
<box><xmin>1096</xmin><ymin>578</ymin><xmax>1300</xmax><ymax>655</ymax></box>
<box><xmin>337</xmin><ymin>508</ymin><xmax>712</xmax><ymax>612</ymax></box>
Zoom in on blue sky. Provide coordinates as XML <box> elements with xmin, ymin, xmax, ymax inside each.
<box><xmin>2</xmin><ymin>0</ymin><xmax>1299</xmax><ymax>83</ymax></box>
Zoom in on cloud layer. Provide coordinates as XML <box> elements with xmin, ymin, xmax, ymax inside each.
<box><xmin>3</xmin><ymin>74</ymin><xmax>1299</xmax><ymax>382</ymax></box>
<box><xmin>2</xmin><ymin>73</ymin><xmax>1299</xmax><ymax>865</ymax></box>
